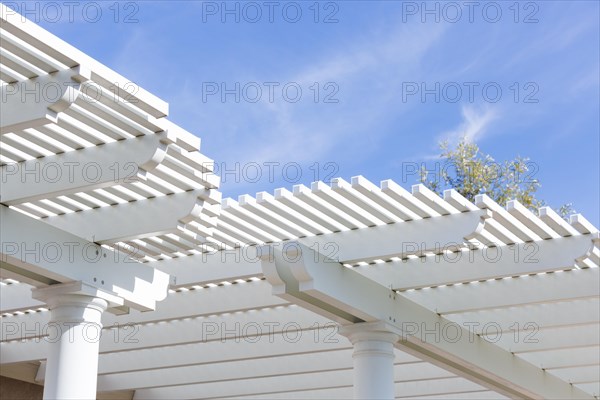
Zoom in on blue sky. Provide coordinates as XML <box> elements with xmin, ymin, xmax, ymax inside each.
<box><xmin>21</xmin><ymin>0</ymin><xmax>599</xmax><ymax>223</ymax></box>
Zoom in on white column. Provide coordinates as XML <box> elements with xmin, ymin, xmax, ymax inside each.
<box><xmin>33</xmin><ymin>285</ymin><xmax>109</xmax><ymax>400</ymax></box>
<box><xmin>340</xmin><ymin>322</ymin><xmax>399</xmax><ymax>400</ymax></box>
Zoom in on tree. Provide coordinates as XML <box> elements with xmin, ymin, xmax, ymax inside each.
<box><xmin>419</xmin><ymin>139</ymin><xmax>575</xmax><ymax>218</ymax></box>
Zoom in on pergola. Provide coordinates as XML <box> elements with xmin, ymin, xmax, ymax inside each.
<box><xmin>1</xmin><ymin>5</ymin><xmax>599</xmax><ymax>400</ymax></box>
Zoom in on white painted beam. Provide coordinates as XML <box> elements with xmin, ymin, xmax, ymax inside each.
<box><xmin>506</xmin><ymin>200</ymin><xmax>560</xmax><ymax>239</ymax></box>
<box><xmin>132</xmin><ymin>367</ymin><xmax>484</xmax><ymax>400</ymax></box>
<box><xmin>133</xmin><ymin>368</ymin><xmax>352</xmax><ymax>399</ymax></box>
<box><xmin>141</xmin><ymin>231</ymin><xmax>595</xmax><ymax>291</ymax></box>
<box><xmin>0</xmin><ymin>67</ymin><xmax>87</xmax><ymax>133</ymax></box>
<box><xmin>296</xmin><ymin>209</ymin><xmax>489</xmax><ymax>263</ymax></box>
<box><xmin>0</xmin><ymin>265</ymin><xmax>51</xmax><ymax>286</ymax></box>
<box><xmin>227</xmin><ymin>378</ymin><xmax>507</xmax><ymax>400</ymax></box>
<box><xmin>99</xmin><ymin>350</ymin><xmax>358</xmax><ymax>391</ymax></box>
<box><xmin>412</xmin><ymin>184</ymin><xmax>460</xmax><ymax>215</ymax></box>
<box><xmin>403</xmin><ymin>268</ymin><xmax>600</xmax><ymax>314</ymax></box>
<box><xmin>444</xmin><ymin>298</ymin><xmax>600</xmax><ymax>333</ymax></box>
<box><xmin>146</xmin><ymin>219</ymin><xmax>585</xmax><ymax>289</ymax></box>
<box><xmin>1</xmin><ymin>132</ymin><xmax>193</xmax><ymax>205</ymax></box>
<box><xmin>356</xmin><ymin>234</ymin><xmax>595</xmax><ymax>290</ymax></box>
<box><xmin>494</xmin><ymin>324</ymin><xmax>599</xmax><ymax>354</ymax></box>
<box><xmin>390</xmin><ymin>378</ymin><xmax>502</xmax><ymax>399</ymax></box>
<box><xmin>261</xmin><ymin>242</ymin><xmax>595</xmax><ymax>399</ymax></box>
<box><xmin>547</xmin><ymin>365</ymin><xmax>600</xmax><ymax>384</ymax></box>
<box><xmin>0</xmin><ymin>205</ymin><xmax>170</xmax><ymax>310</ymax></box>
<box><xmin>1</xmin><ymin>280</ymin><xmax>283</xmax><ymax>341</ymax></box>
<box><xmin>0</xmin><ymin>305</ymin><xmax>331</xmax><ymax>362</ymax></box>
<box><xmin>576</xmin><ymin>383</ymin><xmax>600</xmax><ymax>398</ymax></box>
<box><xmin>96</xmin><ymin>324</ymin><xmax>360</xmax><ymax>375</ymax></box>
<box><xmin>475</xmin><ymin>194</ymin><xmax>542</xmax><ymax>242</ymax></box>
<box><xmin>43</xmin><ymin>189</ymin><xmax>219</xmax><ymax>243</ymax></box>
<box><xmin>517</xmin><ymin>347</ymin><xmax>600</xmax><ymax>369</ymax></box>
<box><xmin>0</xmin><ymin>295</ymin><xmax>325</xmax><ymax>364</ymax></box>
<box><xmin>156</xmin><ymin>246</ymin><xmax>263</xmax><ymax>287</ymax></box>
<box><xmin>0</xmin><ymin>282</ymin><xmax>43</xmax><ymax>313</ymax></box>
<box><xmin>404</xmin><ymin>391</ymin><xmax>507</xmax><ymax>400</ymax></box>
<box><xmin>1</xmin><ymin>134</ymin><xmax>159</xmax><ymax>203</ymax></box>
<box><xmin>539</xmin><ymin>207</ymin><xmax>580</xmax><ymax>237</ymax></box>
<box><xmin>97</xmin><ymin>351</ymin><xmax>441</xmax><ymax>392</ymax></box>
<box><xmin>0</xmin><ymin>3</ymin><xmax>168</xmax><ymax>118</ymax></box>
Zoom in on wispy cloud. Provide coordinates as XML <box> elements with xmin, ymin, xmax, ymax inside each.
<box><xmin>441</xmin><ymin>104</ymin><xmax>498</xmax><ymax>144</ymax></box>
<box><xmin>210</xmin><ymin>21</ymin><xmax>447</xmax><ymax>167</ymax></box>
<box><xmin>395</xmin><ymin>104</ymin><xmax>499</xmax><ymax>164</ymax></box>
<box><xmin>110</xmin><ymin>12</ymin><xmax>447</xmax><ymax>174</ymax></box>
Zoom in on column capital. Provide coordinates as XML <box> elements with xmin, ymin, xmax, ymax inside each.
<box><xmin>32</xmin><ymin>281</ymin><xmax>124</xmax><ymax>307</ymax></box>
<box><xmin>339</xmin><ymin>321</ymin><xmax>400</xmax><ymax>345</ymax></box>
<box><xmin>32</xmin><ymin>281</ymin><xmax>120</xmax><ymax>325</ymax></box>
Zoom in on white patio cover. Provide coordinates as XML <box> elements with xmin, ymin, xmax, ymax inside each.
<box><xmin>1</xmin><ymin>4</ymin><xmax>599</xmax><ymax>399</ymax></box>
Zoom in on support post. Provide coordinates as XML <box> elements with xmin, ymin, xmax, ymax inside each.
<box><xmin>32</xmin><ymin>283</ymin><xmax>117</xmax><ymax>400</ymax></box>
<box><xmin>340</xmin><ymin>322</ymin><xmax>399</xmax><ymax>400</ymax></box>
